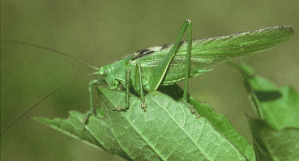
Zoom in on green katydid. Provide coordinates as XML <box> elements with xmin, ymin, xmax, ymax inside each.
<box><xmin>84</xmin><ymin>19</ymin><xmax>294</xmax><ymax>122</ymax></box>
<box><xmin>1</xmin><ymin>19</ymin><xmax>294</xmax><ymax>134</ymax></box>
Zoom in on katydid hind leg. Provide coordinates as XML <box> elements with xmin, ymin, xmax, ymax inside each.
<box><xmin>182</xmin><ymin>20</ymin><xmax>192</xmax><ymax>103</ymax></box>
<box><xmin>182</xmin><ymin>20</ymin><xmax>200</xmax><ymax>118</ymax></box>
<box><xmin>148</xmin><ymin>19</ymin><xmax>192</xmax><ymax>91</ymax></box>
<box><xmin>147</xmin><ymin>19</ymin><xmax>199</xmax><ymax>117</ymax></box>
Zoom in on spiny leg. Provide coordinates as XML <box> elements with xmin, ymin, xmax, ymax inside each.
<box><xmin>113</xmin><ymin>68</ymin><xmax>131</xmax><ymax>111</ymax></box>
<box><xmin>82</xmin><ymin>79</ymin><xmax>106</xmax><ymax>127</ymax></box>
<box><xmin>182</xmin><ymin>20</ymin><xmax>192</xmax><ymax>103</ymax></box>
<box><xmin>148</xmin><ymin>19</ymin><xmax>192</xmax><ymax>91</ymax></box>
<box><xmin>148</xmin><ymin>19</ymin><xmax>199</xmax><ymax>117</ymax></box>
<box><xmin>182</xmin><ymin>20</ymin><xmax>199</xmax><ymax>118</ymax></box>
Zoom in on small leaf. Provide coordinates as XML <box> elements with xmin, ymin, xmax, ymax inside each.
<box><xmin>34</xmin><ymin>110</ymin><xmax>132</xmax><ymax>160</ymax></box>
<box><xmin>230</xmin><ymin>62</ymin><xmax>299</xmax><ymax>160</ymax></box>
<box><xmin>190</xmin><ymin>97</ymin><xmax>255</xmax><ymax>161</ymax></box>
<box><xmin>249</xmin><ymin>118</ymin><xmax>299</xmax><ymax>161</ymax></box>
<box><xmin>33</xmin><ymin>112</ymin><xmax>101</xmax><ymax>148</ymax></box>
<box><xmin>230</xmin><ymin>62</ymin><xmax>299</xmax><ymax>130</ymax></box>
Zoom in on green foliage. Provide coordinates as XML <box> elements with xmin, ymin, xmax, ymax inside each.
<box><xmin>231</xmin><ymin>63</ymin><xmax>299</xmax><ymax>161</ymax></box>
<box><xmin>35</xmin><ymin>85</ymin><xmax>249</xmax><ymax>160</ymax></box>
<box><xmin>34</xmin><ymin>63</ymin><xmax>299</xmax><ymax>160</ymax></box>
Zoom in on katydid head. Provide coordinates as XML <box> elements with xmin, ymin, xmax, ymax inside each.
<box><xmin>97</xmin><ymin>66</ymin><xmax>108</xmax><ymax>76</ymax></box>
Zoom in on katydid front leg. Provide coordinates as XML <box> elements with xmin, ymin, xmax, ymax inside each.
<box><xmin>148</xmin><ymin>19</ymin><xmax>199</xmax><ymax>117</ymax></box>
<box><xmin>84</xmin><ymin>69</ymin><xmax>132</xmax><ymax>126</ymax></box>
<box><xmin>82</xmin><ymin>79</ymin><xmax>106</xmax><ymax>126</ymax></box>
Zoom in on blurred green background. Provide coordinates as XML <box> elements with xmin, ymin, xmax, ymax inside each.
<box><xmin>1</xmin><ymin>1</ymin><xmax>298</xmax><ymax>160</ymax></box>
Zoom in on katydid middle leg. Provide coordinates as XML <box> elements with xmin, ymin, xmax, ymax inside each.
<box><xmin>148</xmin><ymin>19</ymin><xmax>199</xmax><ymax>117</ymax></box>
<box><xmin>135</xmin><ymin>62</ymin><xmax>146</xmax><ymax>111</ymax></box>
<box><xmin>113</xmin><ymin>68</ymin><xmax>131</xmax><ymax>111</ymax></box>
<box><xmin>115</xmin><ymin>63</ymin><xmax>146</xmax><ymax>112</ymax></box>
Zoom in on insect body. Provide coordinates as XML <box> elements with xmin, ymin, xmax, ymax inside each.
<box><xmin>86</xmin><ymin>19</ymin><xmax>294</xmax><ymax>122</ymax></box>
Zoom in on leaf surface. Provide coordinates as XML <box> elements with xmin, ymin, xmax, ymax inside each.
<box><xmin>35</xmin><ymin>86</ymin><xmax>249</xmax><ymax>160</ymax></box>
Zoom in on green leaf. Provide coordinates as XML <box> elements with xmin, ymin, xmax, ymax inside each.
<box><xmin>99</xmin><ymin>87</ymin><xmax>247</xmax><ymax>160</ymax></box>
<box><xmin>190</xmin><ymin>97</ymin><xmax>255</xmax><ymax>161</ymax></box>
<box><xmin>35</xmin><ymin>86</ymin><xmax>249</xmax><ymax>160</ymax></box>
<box><xmin>33</xmin><ymin>111</ymin><xmax>131</xmax><ymax>160</ymax></box>
<box><xmin>249</xmin><ymin>118</ymin><xmax>299</xmax><ymax>161</ymax></box>
<box><xmin>232</xmin><ymin>62</ymin><xmax>299</xmax><ymax>130</ymax></box>
<box><xmin>159</xmin><ymin>84</ymin><xmax>255</xmax><ymax>160</ymax></box>
<box><xmin>230</xmin><ymin>62</ymin><xmax>299</xmax><ymax>160</ymax></box>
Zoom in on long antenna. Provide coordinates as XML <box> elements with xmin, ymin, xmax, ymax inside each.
<box><xmin>1</xmin><ymin>40</ymin><xmax>99</xmax><ymax>70</ymax></box>
<box><xmin>0</xmin><ymin>72</ymin><xmax>98</xmax><ymax>135</ymax></box>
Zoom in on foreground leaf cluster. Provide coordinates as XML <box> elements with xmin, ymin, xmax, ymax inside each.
<box><xmin>35</xmin><ymin>63</ymin><xmax>299</xmax><ymax>160</ymax></box>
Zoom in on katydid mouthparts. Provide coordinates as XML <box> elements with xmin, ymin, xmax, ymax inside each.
<box><xmin>1</xmin><ymin>19</ymin><xmax>294</xmax><ymax>135</ymax></box>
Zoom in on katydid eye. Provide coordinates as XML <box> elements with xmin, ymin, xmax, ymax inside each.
<box><xmin>103</xmin><ymin>70</ymin><xmax>108</xmax><ymax>76</ymax></box>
